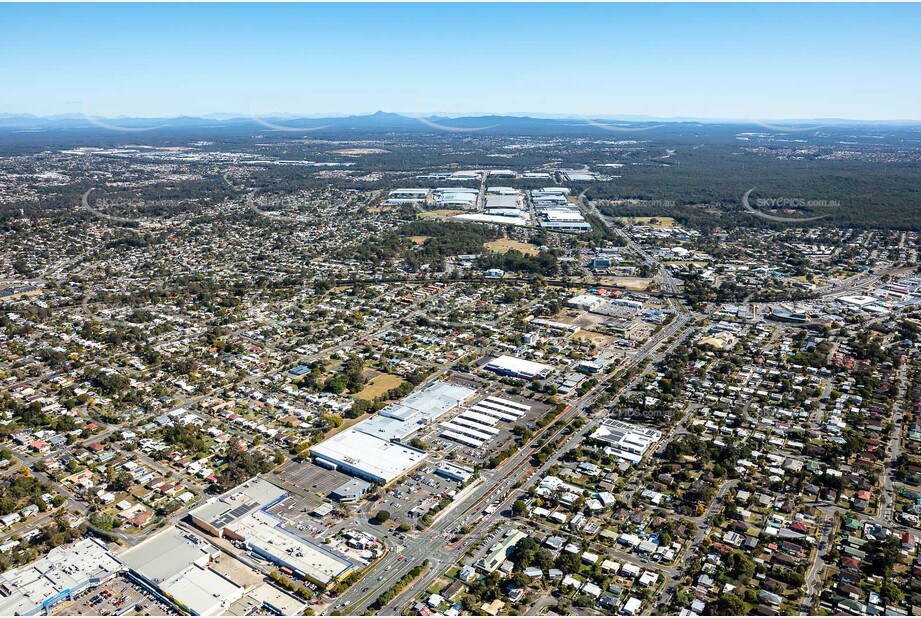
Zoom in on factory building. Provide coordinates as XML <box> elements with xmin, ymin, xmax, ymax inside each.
<box><xmin>484</xmin><ymin>194</ymin><xmax>523</xmax><ymax>211</ymax></box>
<box><xmin>537</xmin><ymin>208</ymin><xmax>592</xmax><ymax>231</ymax></box>
<box><xmin>434</xmin><ymin>187</ymin><xmax>479</xmax><ymax>208</ymax></box>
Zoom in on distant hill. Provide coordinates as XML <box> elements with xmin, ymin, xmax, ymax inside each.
<box><xmin>0</xmin><ymin>111</ymin><xmax>917</xmax><ymax>134</ymax></box>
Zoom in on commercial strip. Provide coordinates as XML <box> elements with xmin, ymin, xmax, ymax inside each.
<box><xmin>476</xmin><ymin>528</ymin><xmax>528</xmax><ymax>573</ymax></box>
<box><xmin>310</xmin><ymin>381</ymin><xmax>476</xmax><ymax>484</ymax></box>
<box><xmin>119</xmin><ymin>528</ymin><xmax>244</xmax><ymax>616</ymax></box>
<box><xmin>0</xmin><ymin>538</ymin><xmax>121</xmax><ymax>616</ymax></box>
<box><xmin>0</xmin><ymin>522</ymin><xmax>308</xmax><ymax>616</ymax></box>
<box><xmin>589</xmin><ymin>419</ymin><xmax>663</xmax><ymax>464</ymax></box>
<box><xmin>188</xmin><ymin>478</ymin><xmax>354</xmax><ymax>589</ymax></box>
<box><xmin>440</xmin><ymin>395</ymin><xmax>532</xmax><ymax>449</ymax></box>
<box><xmin>483</xmin><ymin>355</ymin><xmax>553</xmax><ymax>380</ymax></box>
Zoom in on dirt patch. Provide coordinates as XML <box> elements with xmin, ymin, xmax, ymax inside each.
<box><xmin>571</xmin><ymin>331</ymin><xmax>617</xmax><ymax>347</ymax></box>
<box><xmin>418</xmin><ymin>209</ymin><xmax>466</xmax><ymax>219</ymax></box>
<box><xmin>408</xmin><ymin>236</ymin><xmax>431</xmax><ymax>245</ymax></box>
<box><xmin>328</xmin><ymin>148</ymin><xmax>391</xmax><ymax>155</ymax></box>
<box><xmin>485</xmin><ymin>239</ymin><xmax>539</xmax><ymax>256</ymax></box>
<box><xmin>593</xmin><ymin>277</ymin><xmax>652</xmax><ymax>291</ymax></box>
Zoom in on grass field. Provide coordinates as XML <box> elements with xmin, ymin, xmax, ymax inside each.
<box><xmin>355</xmin><ymin>373</ymin><xmax>405</xmax><ymax>400</ymax></box>
<box><xmin>418</xmin><ymin>209</ymin><xmax>465</xmax><ymax>219</ymax></box>
<box><xmin>408</xmin><ymin>235</ymin><xmax>431</xmax><ymax>245</ymax></box>
<box><xmin>485</xmin><ymin>239</ymin><xmax>540</xmax><ymax>256</ymax></box>
<box><xmin>662</xmin><ymin>260</ymin><xmax>709</xmax><ymax>267</ymax></box>
<box><xmin>615</xmin><ymin>216</ymin><xmax>676</xmax><ymax>227</ymax></box>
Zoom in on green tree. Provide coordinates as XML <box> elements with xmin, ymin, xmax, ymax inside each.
<box><xmin>710</xmin><ymin>594</ymin><xmax>745</xmax><ymax>616</ymax></box>
<box><xmin>373</xmin><ymin>510</ymin><xmax>391</xmax><ymax>524</ymax></box>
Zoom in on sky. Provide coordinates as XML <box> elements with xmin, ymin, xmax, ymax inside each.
<box><xmin>1</xmin><ymin>3</ymin><xmax>919</xmax><ymax>121</ymax></box>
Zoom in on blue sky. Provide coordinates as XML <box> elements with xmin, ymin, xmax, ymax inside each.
<box><xmin>1</xmin><ymin>3</ymin><xmax>919</xmax><ymax>120</ymax></box>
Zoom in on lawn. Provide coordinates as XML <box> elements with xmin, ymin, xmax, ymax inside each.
<box><xmin>355</xmin><ymin>373</ymin><xmax>405</xmax><ymax>400</ymax></box>
<box><xmin>615</xmin><ymin>216</ymin><xmax>676</xmax><ymax>227</ymax></box>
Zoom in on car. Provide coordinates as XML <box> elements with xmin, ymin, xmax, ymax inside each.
<box><xmin>378</xmin><ymin>575</ymin><xmax>384</xmax><ymax>581</ymax></box>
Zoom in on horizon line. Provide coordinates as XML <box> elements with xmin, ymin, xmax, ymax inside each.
<box><xmin>2</xmin><ymin>110</ymin><xmax>921</xmax><ymax>125</ymax></box>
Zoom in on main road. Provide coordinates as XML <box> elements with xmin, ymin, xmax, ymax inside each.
<box><xmin>326</xmin><ymin>311</ymin><xmax>698</xmax><ymax>615</ymax></box>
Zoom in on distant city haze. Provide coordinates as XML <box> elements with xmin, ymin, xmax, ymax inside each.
<box><xmin>0</xmin><ymin>3</ymin><xmax>919</xmax><ymax>120</ymax></box>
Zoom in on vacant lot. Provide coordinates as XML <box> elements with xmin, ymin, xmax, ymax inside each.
<box><xmin>615</xmin><ymin>216</ymin><xmax>676</xmax><ymax>227</ymax></box>
<box><xmin>485</xmin><ymin>239</ymin><xmax>539</xmax><ymax>256</ymax></box>
<box><xmin>418</xmin><ymin>209</ymin><xmax>465</xmax><ymax>219</ymax></box>
<box><xmin>355</xmin><ymin>373</ymin><xmax>405</xmax><ymax>400</ymax></box>
<box><xmin>571</xmin><ymin>330</ymin><xmax>617</xmax><ymax>347</ymax></box>
<box><xmin>595</xmin><ymin>276</ymin><xmax>653</xmax><ymax>291</ymax></box>
<box><xmin>328</xmin><ymin>148</ymin><xmax>390</xmax><ymax>155</ymax></box>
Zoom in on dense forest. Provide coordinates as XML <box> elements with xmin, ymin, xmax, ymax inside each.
<box><xmin>342</xmin><ymin>220</ymin><xmax>557</xmax><ymax>275</ymax></box>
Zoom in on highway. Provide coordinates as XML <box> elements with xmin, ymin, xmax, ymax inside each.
<box><xmin>578</xmin><ymin>193</ymin><xmax>682</xmax><ymax>297</ymax></box>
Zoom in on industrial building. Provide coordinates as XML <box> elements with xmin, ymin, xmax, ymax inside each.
<box><xmin>119</xmin><ymin>528</ymin><xmax>244</xmax><ymax>616</ymax></box>
<box><xmin>189</xmin><ymin>478</ymin><xmax>354</xmax><ymax>588</ymax></box>
<box><xmin>433</xmin><ymin>187</ymin><xmax>478</xmax><ymax>208</ymax></box>
<box><xmin>562</xmin><ymin>170</ymin><xmax>597</xmax><ymax>182</ymax></box>
<box><xmin>388</xmin><ymin>188</ymin><xmax>429</xmax><ymax>199</ymax></box>
<box><xmin>484</xmin><ymin>355</ymin><xmax>552</xmax><ymax>380</ymax></box>
<box><xmin>386</xmin><ymin>188</ymin><xmax>430</xmax><ymax>205</ymax></box>
<box><xmin>310</xmin><ymin>381</ymin><xmax>475</xmax><ymax>484</ymax></box>
<box><xmin>537</xmin><ymin>208</ymin><xmax>592</xmax><ymax>231</ymax></box>
<box><xmin>453</xmin><ymin>212</ymin><xmax>530</xmax><ymax>227</ymax></box>
<box><xmin>530</xmin><ymin>188</ymin><xmax>570</xmax><ymax>207</ymax></box>
<box><xmin>484</xmin><ymin>193</ymin><xmax>523</xmax><ymax>211</ymax></box>
<box><xmin>0</xmin><ymin>538</ymin><xmax>121</xmax><ymax>616</ymax></box>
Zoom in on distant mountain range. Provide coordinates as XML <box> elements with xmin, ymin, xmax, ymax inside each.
<box><xmin>0</xmin><ymin>110</ymin><xmax>917</xmax><ymax>133</ymax></box>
